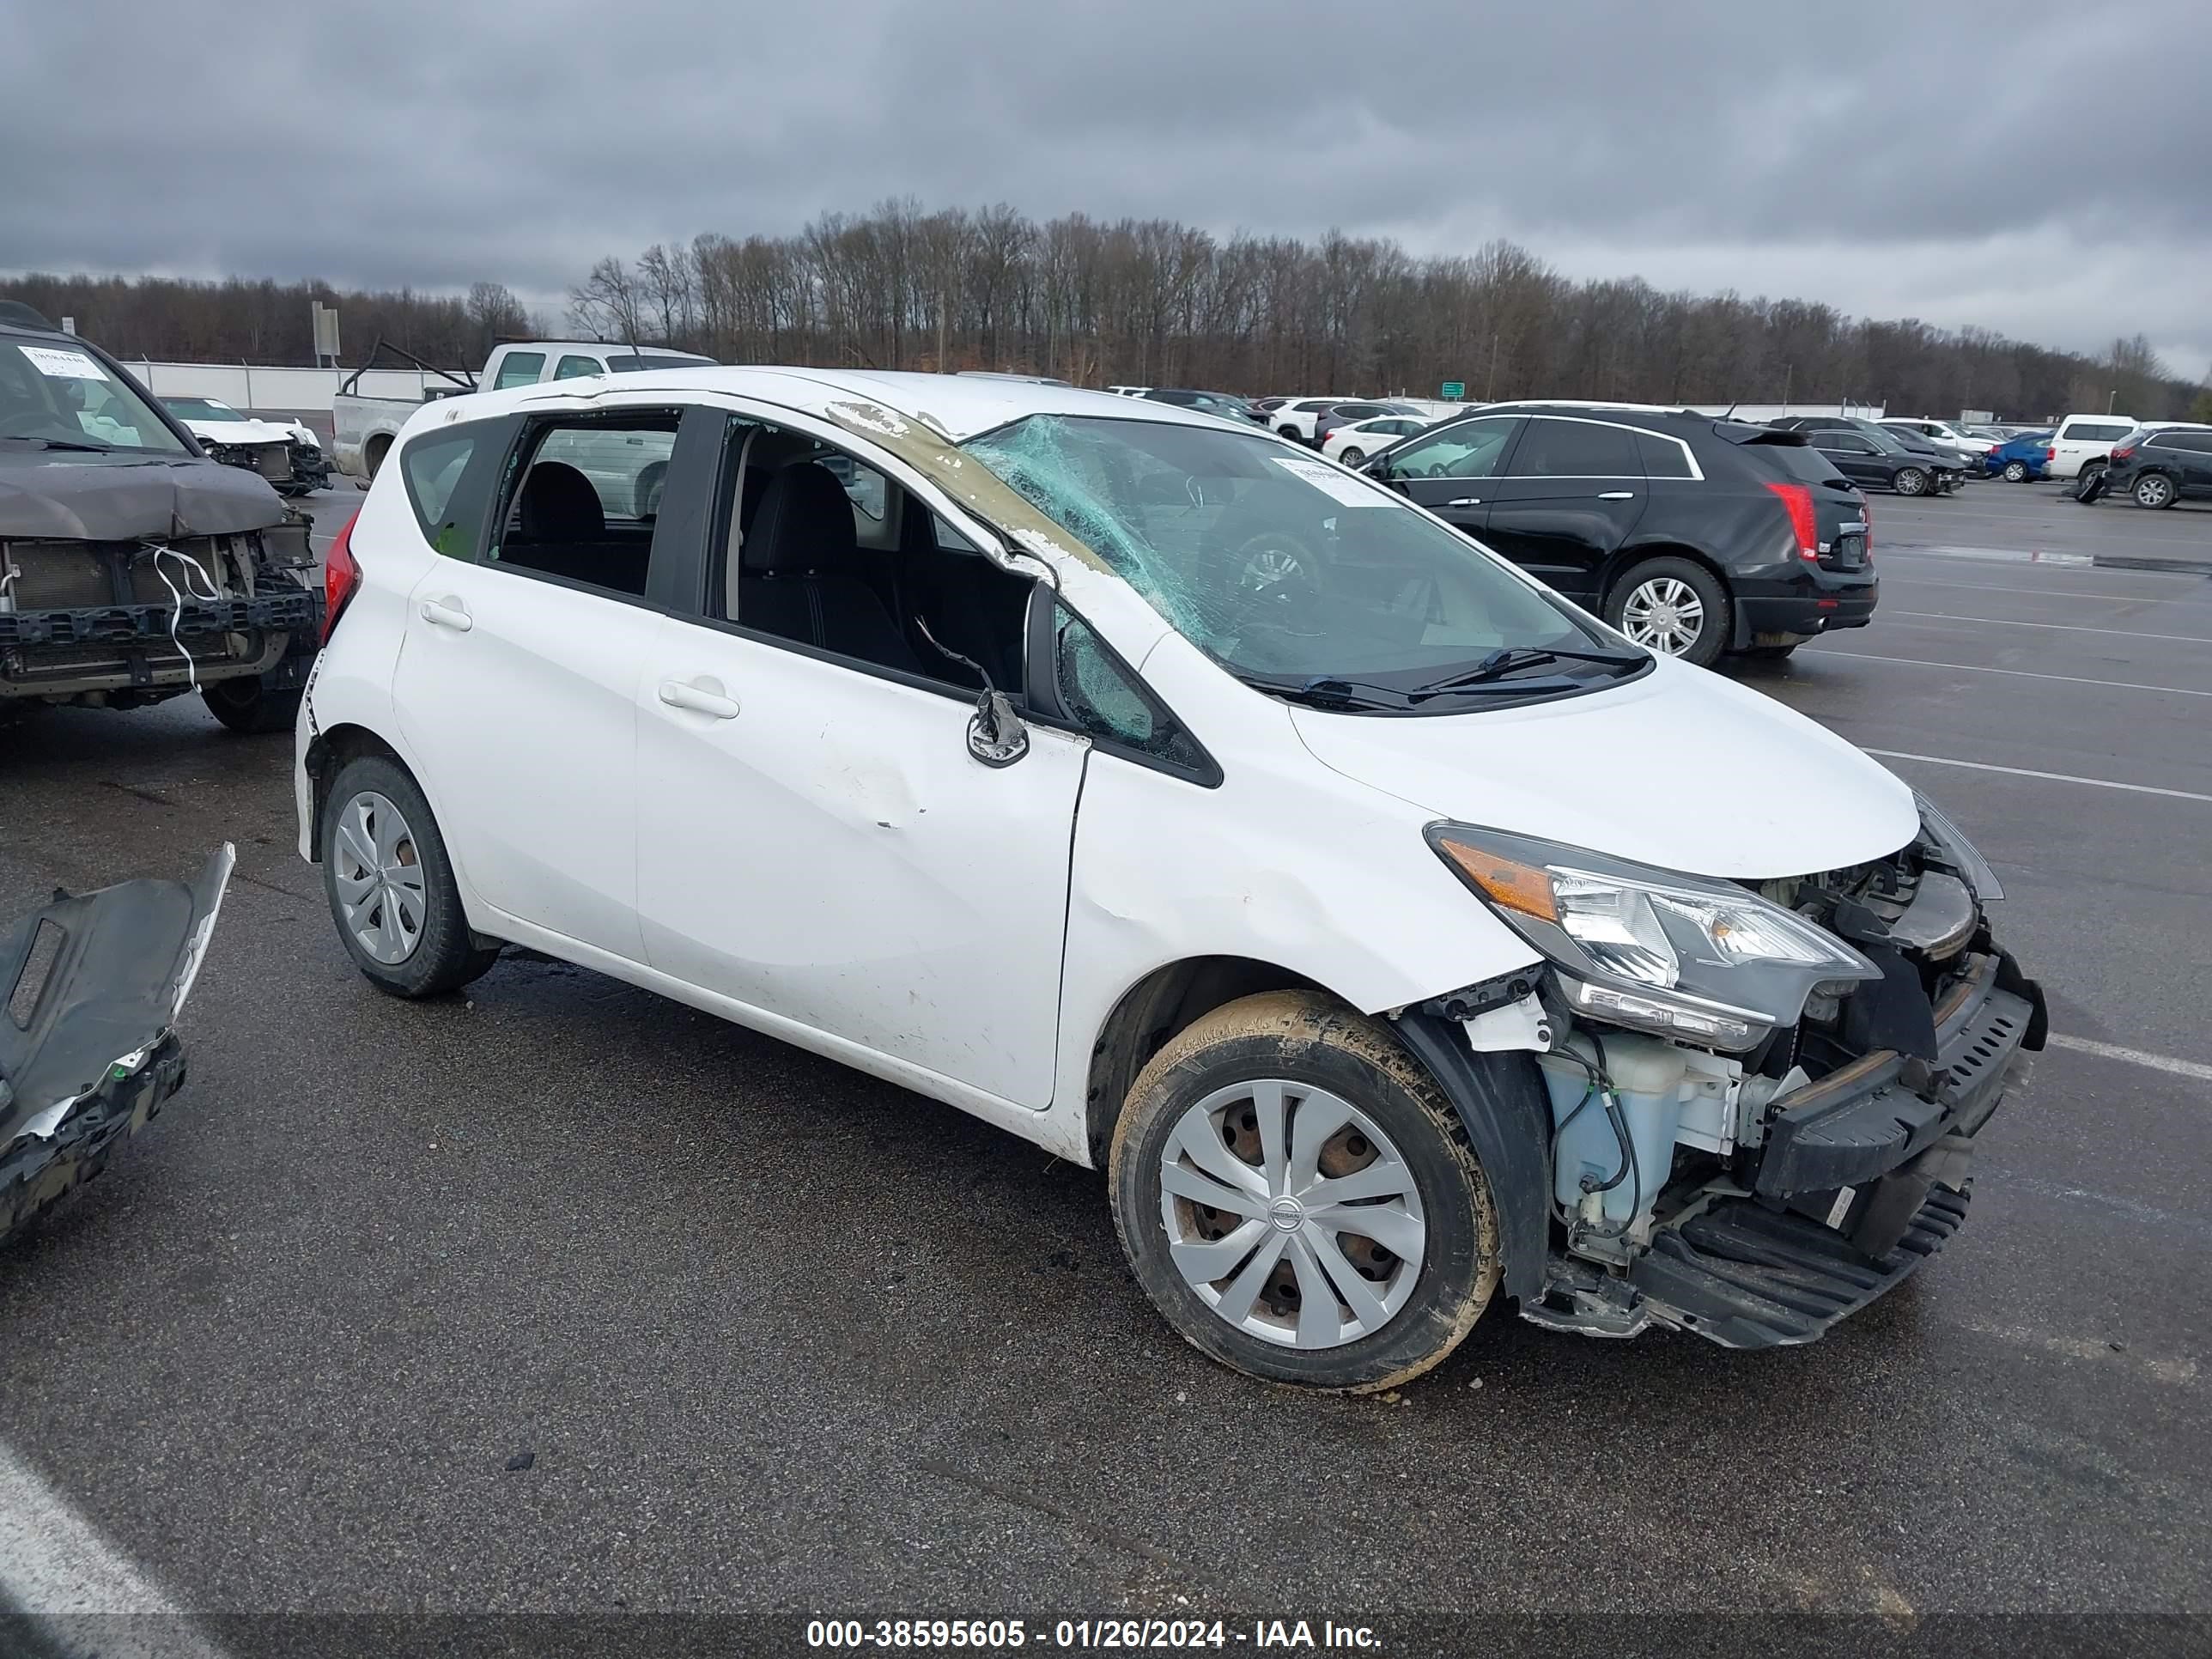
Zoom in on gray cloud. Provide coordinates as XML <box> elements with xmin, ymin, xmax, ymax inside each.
<box><xmin>4</xmin><ymin>0</ymin><xmax>2204</xmax><ymax>374</ymax></box>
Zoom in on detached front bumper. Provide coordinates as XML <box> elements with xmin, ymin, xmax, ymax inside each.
<box><xmin>1626</xmin><ymin>950</ymin><xmax>2046</xmax><ymax>1348</ymax></box>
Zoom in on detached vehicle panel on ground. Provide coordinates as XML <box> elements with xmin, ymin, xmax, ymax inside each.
<box><xmin>1364</xmin><ymin>401</ymin><xmax>1875</xmax><ymax>665</ymax></box>
<box><xmin>2</xmin><ymin>847</ymin><xmax>234</xmax><ymax>1247</ymax></box>
<box><xmin>0</xmin><ymin>314</ymin><xmax>321</xmax><ymax>731</ymax></box>
<box><xmin>296</xmin><ymin>368</ymin><xmax>2042</xmax><ymax>1391</ymax></box>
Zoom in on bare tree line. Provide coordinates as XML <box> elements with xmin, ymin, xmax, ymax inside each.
<box><xmin>9</xmin><ymin>199</ymin><xmax>2208</xmax><ymax>422</ymax></box>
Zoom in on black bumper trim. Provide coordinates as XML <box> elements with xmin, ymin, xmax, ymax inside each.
<box><xmin>0</xmin><ymin>1034</ymin><xmax>187</xmax><ymax>1247</ymax></box>
<box><xmin>0</xmin><ymin>590</ymin><xmax>319</xmax><ymax>650</ymax></box>
<box><xmin>1628</xmin><ymin>1182</ymin><xmax>1970</xmax><ymax>1349</ymax></box>
<box><xmin>1753</xmin><ymin>958</ymin><xmax>2033</xmax><ymax>1198</ymax></box>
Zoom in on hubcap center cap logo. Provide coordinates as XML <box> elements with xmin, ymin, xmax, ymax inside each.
<box><xmin>1267</xmin><ymin>1195</ymin><xmax>1305</xmax><ymax>1231</ymax></box>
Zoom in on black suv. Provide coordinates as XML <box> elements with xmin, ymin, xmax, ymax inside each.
<box><xmin>0</xmin><ymin>303</ymin><xmax>320</xmax><ymax>728</ymax></box>
<box><xmin>2088</xmin><ymin>424</ymin><xmax>2212</xmax><ymax>509</ymax></box>
<box><xmin>1768</xmin><ymin>416</ymin><xmax>1964</xmax><ymax>496</ymax></box>
<box><xmin>1364</xmin><ymin>401</ymin><xmax>1874</xmax><ymax>665</ymax></box>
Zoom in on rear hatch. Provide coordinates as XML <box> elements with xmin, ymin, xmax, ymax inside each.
<box><xmin>1718</xmin><ymin>424</ymin><xmax>1870</xmax><ymax>571</ymax></box>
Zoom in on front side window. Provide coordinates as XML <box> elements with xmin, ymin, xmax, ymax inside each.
<box><xmin>1381</xmin><ymin>417</ymin><xmax>1519</xmax><ymax>481</ymax></box>
<box><xmin>491</xmin><ymin>351</ymin><xmax>545</xmax><ymax>390</ymax></box>
<box><xmin>963</xmin><ymin>415</ymin><xmax>1639</xmax><ymax>708</ymax></box>
<box><xmin>0</xmin><ymin>341</ymin><xmax>186</xmax><ymax>453</ymax></box>
<box><xmin>1510</xmin><ymin>417</ymin><xmax>1640</xmax><ymax>478</ymax></box>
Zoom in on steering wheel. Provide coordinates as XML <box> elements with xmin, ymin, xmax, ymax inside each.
<box><xmin>1423</xmin><ymin>460</ymin><xmax>1454</xmax><ymax>479</ymax></box>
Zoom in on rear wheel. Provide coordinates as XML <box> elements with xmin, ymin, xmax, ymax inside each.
<box><xmin>2134</xmin><ymin>472</ymin><xmax>2177</xmax><ymax>509</ymax></box>
<box><xmin>1108</xmin><ymin>991</ymin><xmax>1499</xmax><ymax>1392</ymax></box>
<box><xmin>321</xmin><ymin>755</ymin><xmax>499</xmax><ymax>998</ymax></box>
<box><xmin>1893</xmin><ymin>465</ymin><xmax>1930</xmax><ymax>496</ymax></box>
<box><xmin>1339</xmin><ymin>447</ymin><xmax>1364</xmax><ymax>465</ymax></box>
<box><xmin>2002</xmin><ymin>460</ymin><xmax>2029</xmax><ymax>483</ymax></box>
<box><xmin>1606</xmin><ymin>556</ymin><xmax>1729</xmax><ymax>667</ymax></box>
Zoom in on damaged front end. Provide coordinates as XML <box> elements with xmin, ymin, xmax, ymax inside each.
<box><xmin>1413</xmin><ymin>799</ymin><xmax>2046</xmax><ymax>1349</ymax></box>
<box><xmin>0</xmin><ymin>847</ymin><xmax>234</xmax><ymax>1248</ymax></box>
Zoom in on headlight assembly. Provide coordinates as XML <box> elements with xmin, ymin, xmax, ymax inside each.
<box><xmin>1427</xmin><ymin>823</ymin><xmax>1881</xmax><ymax>1050</ymax></box>
<box><xmin>1914</xmin><ymin>791</ymin><xmax>2002</xmax><ymax>902</ymax></box>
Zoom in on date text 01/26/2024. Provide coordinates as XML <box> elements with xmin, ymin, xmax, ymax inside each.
<box><xmin>805</xmin><ymin>1619</ymin><xmax>1383</xmax><ymax>1650</ymax></box>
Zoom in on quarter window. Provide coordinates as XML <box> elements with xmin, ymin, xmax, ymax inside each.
<box><xmin>1633</xmin><ymin>430</ymin><xmax>1694</xmax><ymax>479</ymax></box>
<box><xmin>554</xmin><ymin>354</ymin><xmax>605</xmax><ymax>380</ymax></box>
<box><xmin>1511</xmin><ymin>417</ymin><xmax>1640</xmax><ymax>477</ymax></box>
<box><xmin>1051</xmin><ymin>603</ymin><xmax>1208</xmax><ymax>774</ymax></box>
<box><xmin>490</xmin><ymin>351</ymin><xmax>544</xmax><ymax>390</ymax></box>
<box><xmin>399</xmin><ymin>425</ymin><xmax>496</xmax><ymax>559</ymax></box>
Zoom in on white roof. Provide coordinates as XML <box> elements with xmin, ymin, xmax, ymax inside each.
<box><xmin>451</xmin><ymin>365</ymin><xmax>1245</xmax><ymax>443</ymax></box>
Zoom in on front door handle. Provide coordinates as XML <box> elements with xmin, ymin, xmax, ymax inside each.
<box><xmin>1596</xmin><ymin>490</ymin><xmax>1636</xmax><ymax>501</ymax></box>
<box><xmin>1445</xmin><ymin>496</ymin><xmax>1483</xmax><ymax>507</ymax></box>
<box><xmin>421</xmin><ymin>598</ymin><xmax>472</xmax><ymax>632</ymax></box>
<box><xmin>659</xmin><ymin>678</ymin><xmax>740</xmax><ymax>720</ymax></box>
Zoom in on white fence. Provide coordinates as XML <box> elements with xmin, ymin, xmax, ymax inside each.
<box><xmin>120</xmin><ymin>360</ymin><xmax>463</xmax><ymax>413</ymax></box>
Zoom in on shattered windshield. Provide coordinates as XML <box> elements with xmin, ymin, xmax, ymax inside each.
<box><xmin>963</xmin><ymin>415</ymin><xmax>1641</xmax><ymax>706</ymax></box>
<box><xmin>0</xmin><ymin>343</ymin><xmax>188</xmax><ymax>453</ymax></box>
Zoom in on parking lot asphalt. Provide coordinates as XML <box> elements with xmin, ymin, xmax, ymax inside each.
<box><xmin>3</xmin><ymin>480</ymin><xmax>2209</xmax><ymax>1649</ymax></box>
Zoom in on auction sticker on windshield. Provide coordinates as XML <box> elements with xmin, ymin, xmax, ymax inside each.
<box><xmin>21</xmin><ymin>346</ymin><xmax>109</xmax><ymax>380</ymax></box>
<box><xmin>1271</xmin><ymin>453</ymin><xmax>1386</xmax><ymax>505</ymax></box>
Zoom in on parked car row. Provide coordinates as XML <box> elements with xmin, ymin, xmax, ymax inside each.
<box><xmin>1767</xmin><ymin>416</ymin><xmax>1966</xmax><ymax>497</ymax></box>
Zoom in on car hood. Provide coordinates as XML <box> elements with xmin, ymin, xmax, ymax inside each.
<box><xmin>0</xmin><ymin>450</ymin><xmax>289</xmax><ymax>540</ymax></box>
<box><xmin>1288</xmin><ymin>659</ymin><xmax>1920</xmax><ymax>880</ymax></box>
<box><xmin>180</xmin><ymin>417</ymin><xmax>298</xmax><ymax>447</ymax></box>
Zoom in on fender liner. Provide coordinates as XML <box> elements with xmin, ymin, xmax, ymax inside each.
<box><xmin>1394</xmin><ymin>1012</ymin><xmax>1552</xmax><ymax>1302</ymax></box>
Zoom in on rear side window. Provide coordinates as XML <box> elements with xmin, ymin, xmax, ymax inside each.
<box><xmin>1633</xmin><ymin>430</ymin><xmax>1694</xmax><ymax>478</ymax></box>
<box><xmin>490</xmin><ymin>351</ymin><xmax>544</xmax><ymax>390</ymax></box>
<box><xmin>2147</xmin><ymin>430</ymin><xmax>2212</xmax><ymax>453</ymax></box>
<box><xmin>400</xmin><ymin>425</ymin><xmax>498</xmax><ymax>559</ymax></box>
<box><xmin>490</xmin><ymin>413</ymin><xmax>681</xmax><ymax>599</ymax></box>
<box><xmin>1512</xmin><ymin>418</ymin><xmax>1639</xmax><ymax>477</ymax></box>
<box><xmin>2062</xmin><ymin>421</ymin><xmax>2132</xmax><ymax>443</ymax></box>
<box><xmin>555</xmin><ymin>355</ymin><xmax>605</xmax><ymax>380</ymax></box>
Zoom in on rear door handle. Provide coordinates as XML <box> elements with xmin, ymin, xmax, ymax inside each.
<box><xmin>659</xmin><ymin>678</ymin><xmax>740</xmax><ymax>720</ymax></box>
<box><xmin>1596</xmin><ymin>490</ymin><xmax>1636</xmax><ymax>501</ymax></box>
<box><xmin>1445</xmin><ymin>496</ymin><xmax>1482</xmax><ymax>507</ymax></box>
<box><xmin>420</xmin><ymin>599</ymin><xmax>472</xmax><ymax>632</ymax></box>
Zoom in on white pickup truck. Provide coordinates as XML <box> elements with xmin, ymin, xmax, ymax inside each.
<box><xmin>331</xmin><ymin>339</ymin><xmax>714</xmax><ymax>482</ymax></box>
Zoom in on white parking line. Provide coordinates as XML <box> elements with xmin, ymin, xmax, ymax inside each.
<box><xmin>1890</xmin><ymin>611</ymin><xmax>2212</xmax><ymax>644</ymax></box>
<box><xmin>1885</xmin><ymin>544</ymin><xmax>2093</xmax><ymax>567</ymax></box>
<box><xmin>1805</xmin><ymin>649</ymin><xmax>2212</xmax><ymax>697</ymax></box>
<box><xmin>1862</xmin><ymin>749</ymin><xmax>2212</xmax><ymax>804</ymax></box>
<box><xmin>0</xmin><ymin>1442</ymin><xmax>228</xmax><ymax>1656</ymax></box>
<box><xmin>2046</xmin><ymin>1034</ymin><xmax>2212</xmax><ymax>1085</ymax></box>
<box><xmin>1879</xmin><ymin>574</ymin><xmax>2208</xmax><ymax>603</ymax></box>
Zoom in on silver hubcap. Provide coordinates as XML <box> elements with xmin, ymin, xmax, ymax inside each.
<box><xmin>2140</xmin><ymin>478</ymin><xmax>2170</xmax><ymax>506</ymax></box>
<box><xmin>1241</xmin><ymin>546</ymin><xmax>1304</xmax><ymax>593</ymax></box>
<box><xmin>1620</xmin><ymin>577</ymin><xmax>1706</xmax><ymax>654</ymax></box>
<box><xmin>332</xmin><ymin>790</ymin><xmax>428</xmax><ymax>964</ymax></box>
<box><xmin>1158</xmin><ymin>1079</ymin><xmax>1426</xmax><ymax>1350</ymax></box>
<box><xmin>2005</xmin><ymin>464</ymin><xmax>2026</xmax><ymax>480</ymax></box>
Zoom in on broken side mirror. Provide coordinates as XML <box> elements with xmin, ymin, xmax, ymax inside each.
<box><xmin>912</xmin><ymin>615</ymin><xmax>1030</xmax><ymax>769</ymax></box>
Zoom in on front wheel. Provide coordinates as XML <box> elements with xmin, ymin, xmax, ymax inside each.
<box><xmin>321</xmin><ymin>754</ymin><xmax>500</xmax><ymax>998</ymax></box>
<box><xmin>1109</xmin><ymin>991</ymin><xmax>1499</xmax><ymax>1392</ymax></box>
<box><xmin>1606</xmin><ymin>556</ymin><xmax>1729</xmax><ymax>666</ymax></box>
<box><xmin>2135</xmin><ymin>473</ymin><xmax>2177</xmax><ymax>509</ymax></box>
<box><xmin>202</xmin><ymin>675</ymin><xmax>302</xmax><ymax>735</ymax></box>
<box><xmin>1893</xmin><ymin>465</ymin><xmax>1930</xmax><ymax>496</ymax></box>
<box><xmin>2002</xmin><ymin>460</ymin><xmax>2029</xmax><ymax>483</ymax></box>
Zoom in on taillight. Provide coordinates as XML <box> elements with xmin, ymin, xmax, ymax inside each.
<box><xmin>2112</xmin><ymin>443</ymin><xmax>2136</xmax><ymax>460</ymax></box>
<box><xmin>1765</xmin><ymin>481</ymin><xmax>1820</xmax><ymax>560</ymax></box>
<box><xmin>322</xmin><ymin>508</ymin><xmax>362</xmax><ymax>642</ymax></box>
<box><xmin>2045</xmin><ymin>447</ymin><xmax>2056</xmax><ymax>463</ymax></box>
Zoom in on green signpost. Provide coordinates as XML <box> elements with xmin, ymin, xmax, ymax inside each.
<box><xmin>1441</xmin><ymin>380</ymin><xmax>1465</xmax><ymax>400</ymax></box>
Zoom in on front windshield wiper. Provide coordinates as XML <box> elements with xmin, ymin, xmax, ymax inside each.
<box><xmin>1411</xmin><ymin>644</ymin><xmax>1644</xmax><ymax>695</ymax></box>
<box><xmin>1243</xmin><ymin>674</ymin><xmax>1415</xmax><ymax>711</ymax></box>
<box><xmin>0</xmin><ymin>434</ymin><xmax>111</xmax><ymax>453</ymax></box>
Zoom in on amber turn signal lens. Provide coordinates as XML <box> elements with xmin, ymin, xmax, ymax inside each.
<box><xmin>1435</xmin><ymin>838</ymin><xmax>1558</xmax><ymax>922</ymax></box>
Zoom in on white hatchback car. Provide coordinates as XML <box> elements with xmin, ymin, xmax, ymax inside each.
<box><xmin>296</xmin><ymin>369</ymin><xmax>2045</xmax><ymax>1389</ymax></box>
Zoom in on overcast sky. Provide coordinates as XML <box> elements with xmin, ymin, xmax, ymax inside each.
<box><xmin>5</xmin><ymin>0</ymin><xmax>2204</xmax><ymax>378</ymax></box>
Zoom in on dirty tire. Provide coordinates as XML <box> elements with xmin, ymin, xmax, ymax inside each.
<box><xmin>1108</xmin><ymin>990</ymin><xmax>1499</xmax><ymax>1393</ymax></box>
<box><xmin>202</xmin><ymin>676</ymin><xmax>302</xmax><ymax>735</ymax></box>
<box><xmin>1893</xmin><ymin>465</ymin><xmax>1929</xmax><ymax>496</ymax></box>
<box><xmin>321</xmin><ymin>754</ymin><xmax>499</xmax><ymax>998</ymax></box>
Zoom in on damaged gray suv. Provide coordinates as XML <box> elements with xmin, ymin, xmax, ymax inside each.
<box><xmin>0</xmin><ymin>304</ymin><xmax>320</xmax><ymax>732</ymax></box>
